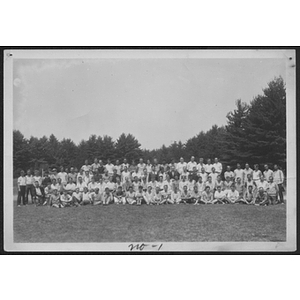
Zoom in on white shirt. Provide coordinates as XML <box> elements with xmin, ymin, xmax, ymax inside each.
<box><xmin>243</xmin><ymin>168</ymin><xmax>253</xmax><ymax>179</ymax></box>
<box><xmin>114</xmin><ymin>165</ymin><xmax>122</xmax><ymax>175</ymax></box>
<box><xmin>252</xmin><ymin>170</ymin><xmax>262</xmax><ymax>181</ymax></box>
<box><xmin>224</xmin><ymin>171</ymin><xmax>234</xmax><ymax>180</ymax></box>
<box><xmin>33</xmin><ymin>176</ymin><xmax>42</xmax><ymax>186</ymax></box>
<box><xmin>76</xmin><ymin>182</ymin><xmax>87</xmax><ymax>192</ymax></box>
<box><xmin>213</xmin><ymin>162</ymin><xmax>223</xmax><ymax>174</ymax></box>
<box><xmin>273</xmin><ymin>169</ymin><xmax>284</xmax><ymax>185</ymax></box>
<box><xmin>199</xmin><ymin>172</ymin><xmax>207</xmax><ymax>182</ymax></box>
<box><xmin>25</xmin><ymin>175</ymin><xmax>34</xmax><ymax>185</ymax></box>
<box><xmin>176</xmin><ymin>162</ymin><xmax>187</xmax><ymax>174</ymax></box>
<box><xmin>234</xmin><ymin>169</ymin><xmax>244</xmax><ymax>181</ymax></box>
<box><xmin>210</xmin><ymin>172</ymin><xmax>218</xmax><ymax>186</ymax></box>
<box><xmin>137</xmin><ymin>163</ymin><xmax>146</xmax><ymax>174</ymax></box>
<box><xmin>18</xmin><ymin>176</ymin><xmax>26</xmax><ymax>186</ymax></box>
<box><xmin>214</xmin><ymin>190</ymin><xmax>226</xmax><ymax>199</ymax></box>
<box><xmin>227</xmin><ymin>190</ymin><xmax>239</xmax><ymax>201</ymax></box>
<box><xmin>256</xmin><ymin>180</ymin><xmax>269</xmax><ymax>191</ymax></box>
<box><xmin>197</xmin><ymin>163</ymin><xmax>206</xmax><ymax>173</ymax></box>
<box><xmin>105</xmin><ymin>164</ymin><xmax>115</xmax><ymax>174</ymax></box>
<box><xmin>187</xmin><ymin>161</ymin><xmax>197</xmax><ymax>172</ymax></box>
<box><xmin>205</xmin><ymin>164</ymin><xmax>213</xmax><ymax>174</ymax></box>
<box><xmin>88</xmin><ymin>182</ymin><xmax>99</xmax><ymax>191</ymax></box>
<box><xmin>81</xmin><ymin>165</ymin><xmax>91</xmax><ymax>172</ymax></box>
<box><xmin>57</xmin><ymin>172</ymin><xmax>68</xmax><ymax>183</ymax></box>
<box><xmin>65</xmin><ymin>183</ymin><xmax>76</xmax><ymax>192</ymax></box>
<box><xmin>263</xmin><ymin>169</ymin><xmax>274</xmax><ymax>182</ymax></box>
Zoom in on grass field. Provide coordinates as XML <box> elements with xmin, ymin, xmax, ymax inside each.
<box><xmin>13</xmin><ymin>201</ymin><xmax>286</xmax><ymax>243</ymax></box>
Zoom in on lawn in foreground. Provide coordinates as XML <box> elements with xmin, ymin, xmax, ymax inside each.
<box><xmin>13</xmin><ymin>203</ymin><xmax>286</xmax><ymax>243</ymax></box>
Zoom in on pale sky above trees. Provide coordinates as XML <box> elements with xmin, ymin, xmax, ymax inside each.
<box><xmin>13</xmin><ymin>53</ymin><xmax>286</xmax><ymax>149</ymax></box>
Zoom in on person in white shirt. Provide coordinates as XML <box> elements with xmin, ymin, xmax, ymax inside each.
<box><xmin>252</xmin><ymin>164</ymin><xmax>262</xmax><ymax>183</ymax></box>
<box><xmin>267</xmin><ymin>176</ymin><xmax>278</xmax><ymax>205</ymax></box>
<box><xmin>25</xmin><ymin>169</ymin><xmax>35</xmax><ymax>204</ymax></box>
<box><xmin>113</xmin><ymin>160</ymin><xmax>122</xmax><ymax>176</ymax></box>
<box><xmin>72</xmin><ymin>188</ymin><xmax>82</xmax><ymax>205</ymax></box>
<box><xmin>234</xmin><ymin>164</ymin><xmax>244</xmax><ymax>183</ymax></box>
<box><xmin>121</xmin><ymin>158</ymin><xmax>129</xmax><ymax>172</ymax></box>
<box><xmin>57</xmin><ymin>166</ymin><xmax>68</xmax><ymax>184</ymax></box>
<box><xmin>131</xmin><ymin>166</ymin><xmax>141</xmax><ymax>180</ymax></box>
<box><xmin>224</xmin><ymin>166</ymin><xmax>234</xmax><ymax>181</ymax></box>
<box><xmin>144</xmin><ymin>186</ymin><xmax>154</xmax><ymax>205</ymax></box>
<box><xmin>205</xmin><ymin>159</ymin><xmax>213</xmax><ymax>175</ymax></box>
<box><xmin>187</xmin><ymin>156</ymin><xmax>197</xmax><ymax>174</ymax></box>
<box><xmin>113</xmin><ymin>186</ymin><xmax>126</xmax><ymax>205</ymax></box>
<box><xmin>256</xmin><ymin>175</ymin><xmax>269</xmax><ymax>192</ymax></box>
<box><xmin>243</xmin><ymin>163</ymin><xmax>253</xmax><ymax>181</ymax></box>
<box><xmin>205</xmin><ymin>176</ymin><xmax>215</xmax><ymax>192</ymax></box>
<box><xmin>33</xmin><ymin>170</ymin><xmax>42</xmax><ymax>187</ymax></box>
<box><xmin>134</xmin><ymin>185</ymin><xmax>145</xmax><ymax>205</ymax></box>
<box><xmin>91</xmin><ymin>158</ymin><xmax>100</xmax><ymax>173</ymax></box>
<box><xmin>125</xmin><ymin>186</ymin><xmax>137</xmax><ymax>205</ymax></box>
<box><xmin>68</xmin><ymin>167</ymin><xmax>77</xmax><ymax>183</ymax></box>
<box><xmin>191</xmin><ymin>185</ymin><xmax>201</xmax><ymax>204</ymax></box>
<box><xmin>200</xmin><ymin>186</ymin><xmax>214</xmax><ymax>204</ymax></box>
<box><xmin>88</xmin><ymin>176</ymin><xmax>99</xmax><ymax>192</ymax></box>
<box><xmin>210</xmin><ymin>167</ymin><xmax>218</xmax><ymax>187</ymax></box>
<box><xmin>90</xmin><ymin>187</ymin><xmax>103</xmax><ymax>205</ymax></box>
<box><xmin>33</xmin><ymin>181</ymin><xmax>45</xmax><ymax>206</ymax></box>
<box><xmin>98</xmin><ymin>177</ymin><xmax>106</xmax><ymax>195</ymax></box>
<box><xmin>17</xmin><ymin>170</ymin><xmax>27</xmax><ymax>206</ymax></box>
<box><xmin>223</xmin><ymin>176</ymin><xmax>233</xmax><ymax>192</ymax></box>
<box><xmin>160</xmin><ymin>185</ymin><xmax>173</xmax><ymax>204</ymax></box>
<box><xmin>51</xmin><ymin>178</ymin><xmax>60</xmax><ymax>193</ymax></box>
<box><xmin>145</xmin><ymin>160</ymin><xmax>152</xmax><ymax>173</ymax></box>
<box><xmin>64</xmin><ymin>177</ymin><xmax>76</xmax><ymax>195</ymax></box>
<box><xmin>213</xmin><ymin>185</ymin><xmax>227</xmax><ymax>204</ymax></box>
<box><xmin>179</xmin><ymin>176</ymin><xmax>188</xmax><ymax>192</ymax></box>
<box><xmin>198</xmin><ymin>167</ymin><xmax>208</xmax><ymax>183</ymax></box>
<box><xmin>273</xmin><ymin>164</ymin><xmax>284</xmax><ymax>204</ymax></box>
<box><xmin>81</xmin><ymin>187</ymin><xmax>92</xmax><ymax>205</ymax></box>
<box><xmin>213</xmin><ymin>158</ymin><xmax>222</xmax><ymax>175</ymax></box>
<box><xmin>263</xmin><ymin>164</ymin><xmax>273</xmax><ymax>182</ymax></box>
<box><xmin>83</xmin><ymin>170</ymin><xmax>91</xmax><ymax>185</ymax></box>
<box><xmin>137</xmin><ymin>158</ymin><xmax>146</xmax><ymax>176</ymax></box>
<box><xmin>243</xmin><ymin>185</ymin><xmax>255</xmax><ymax>205</ymax></box>
<box><xmin>225</xmin><ymin>185</ymin><xmax>240</xmax><ymax>204</ymax></box>
<box><xmin>76</xmin><ymin>176</ymin><xmax>87</xmax><ymax>194</ymax></box>
<box><xmin>180</xmin><ymin>167</ymin><xmax>189</xmax><ymax>181</ymax></box>
<box><xmin>171</xmin><ymin>186</ymin><xmax>181</xmax><ymax>204</ymax></box>
<box><xmin>60</xmin><ymin>190</ymin><xmax>73</xmax><ymax>207</ymax></box>
<box><xmin>105</xmin><ymin>159</ymin><xmax>115</xmax><ymax>176</ymax></box>
<box><xmin>215</xmin><ymin>175</ymin><xmax>224</xmax><ymax>191</ymax></box>
<box><xmin>81</xmin><ymin>160</ymin><xmax>91</xmax><ymax>173</ymax></box>
<box><xmin>106</xmin><ymin>176</ymin><xmax>116</xmax><ymax>192</ymax></box>
<box><xmin>121</xmin><ymin>165</ymin><xmax>131</xmax><ymax>183</ymax></box>
<box><xmin>197</xmin><ymin>158</ymin><xmax>206</xmax><ymax>174</ymax></box>
<box><xmin>176</xmin><ymin>157</ymin><xmax>187</xmax><ymax>175</ymax></box>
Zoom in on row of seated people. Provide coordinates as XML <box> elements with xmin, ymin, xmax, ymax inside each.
<box><xmin>31</xmin><ymin>178</ymin><xmax>278</xmax><ymax>208</ymax></box>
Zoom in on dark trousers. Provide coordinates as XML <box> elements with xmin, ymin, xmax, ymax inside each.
<box><xmin>17</xmin><ymin>186</ymin><xmax>26</xmax><ymax>205</ymax></box>
<box><xmin>25</xmin><ymin>184</ymin><xmax>35</xmax><ymax>204</ymax></box>
<box><xmin>278</xmin><ymin>184</ymin><xmax>284</xmax><ymax>202</ymax></box>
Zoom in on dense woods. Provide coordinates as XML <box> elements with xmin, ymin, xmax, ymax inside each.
<box><xmin>13</xmin><ymin>77</ymin><xmax>286</xmax><ymax>177</ymax></box>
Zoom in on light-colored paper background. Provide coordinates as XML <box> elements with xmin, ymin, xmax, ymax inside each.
<box><xmin>4</xmin><ymin>49</ymin><xmax>296</xmax><ymax>252</ymax></box>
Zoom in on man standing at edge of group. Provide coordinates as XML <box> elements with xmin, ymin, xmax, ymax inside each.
<box><xmin>273</xmin><ymin>164</ymin><xmax>285</xmax><ymax>204</ymax></box>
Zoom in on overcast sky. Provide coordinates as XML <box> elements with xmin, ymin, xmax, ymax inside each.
<box><xmin>13</xmin><ymin>56</ymin><xmax>286</xmax><ymax>149</ymax></box>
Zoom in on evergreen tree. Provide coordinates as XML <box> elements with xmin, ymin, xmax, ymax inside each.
<box><xmin>115</xmin><ymin>133</ymin><xmax>142</xmax><ymax>162</ymax></box>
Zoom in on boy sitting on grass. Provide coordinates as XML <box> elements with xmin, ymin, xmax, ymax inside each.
<box><xmin>43</xmin><ymin>183</ymin><xmax>52</xmax><ymax>206</ymax></box>
<box><xmin>153</xmin><ymin>186</ymin><xmax>162</xmax><ymax>205</ymax></box>
<box><xmin>102</xmin><ymin>187</ymin><xmax>114</xmax><ymax>206</ymax></box>
<box><xmin>81</xmin><ymin>187</ymin><xmax>92</xmax><ymax>205</ymax></box>
<box><xmin>114</xmin><ymin>186</ymin><xmax>126</xmax><ymax>205</ymax></box>
<box><xmin>201</xmin><ymin>186</ymin><xmax>214</xmax><ymax>204</ymax></box>
<box><xmin>135</xmin><ymin>185</ymin><xmax>146</xmax><ymax>205</ymax></box>
<box><xmin>171</xmin><ymin>185</ymin><xmax>181</xmax><ymax>204</ymax></box>
<box><xmin>125</xmin><ymin>186</ymin><xmax>137</xmax><ymax>205</ymax></box>
<box><xmin>243</xmin><ymin>185</ymin><xmax>255</xmax><ymax>205</ymax></box>
<box><xmin>50</xmin><ymin>189</ymin><xmax>63</xmax><ymax>208</ymax></box>
<box><xmin>225</xmin><ymin>184</ymin><xmax>240</xmax><ymax>204</ymax></box>
<box><xmin>255</xmin><ymin>187</ymin><xmax>269</xmax><ymax>206</ymax></box>
<box><xmin>60</xmin><ymin>190</ymin><xmax>74</xmax><ymax>207</ymax></box>
<box><xmin>161</xmin><ymin>184</ymin><xmax>173</xmax><ymax>204</ymax></box>
<box><xmin>90</xmin><ymin>187</ymin><xmax>103</xmax><ymax>205</ymax></box>
<box><xmin>212</xmin><ymin>185</ymin><xmax>226</xmax><ymax>204</ymax></box>
<box><xmin>72</xmin><ymin>187</ymin><xmax>82</xmax><ymax>206</ymax></box>
<box><xmin>180</xmin><ymin>185</ymin><xmax>193</xmax><ymax>204</ymax></box>
<box><xmin>34</xmin><ymin>181</ymin><xmax>45</xmax><ymax>206</ymax></box>
<box><xmin>191</xmin><ymin>185</ymin><xmax>201</xmax><ymax>204</ymax></box>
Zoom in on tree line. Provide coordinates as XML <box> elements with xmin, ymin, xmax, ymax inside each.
<box><xmin>13</xmin><ymin>77</ymin><xmax>286</xmax><ymax>177</ymax></box>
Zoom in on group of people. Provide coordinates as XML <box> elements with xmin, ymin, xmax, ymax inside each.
<box><xmin>16</xmin><ymin>157</ymin><xmax>285</xmax><ymax>208</ymax></box>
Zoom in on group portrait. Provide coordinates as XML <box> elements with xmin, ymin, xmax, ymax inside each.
<box><xmin>5</xmin><ymin>49</ymin><xmax>296</xmax><ymax>251</ymax></box>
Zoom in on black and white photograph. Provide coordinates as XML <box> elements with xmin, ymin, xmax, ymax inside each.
<box><xmin>3</xmin><ymin>49</ymin><xmax>296</xmax><ymax>252</ymax></box>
